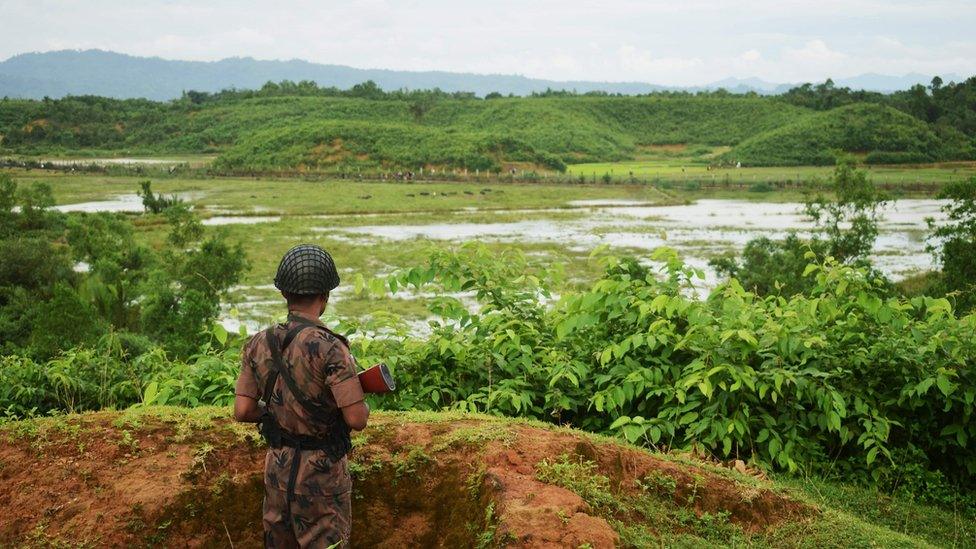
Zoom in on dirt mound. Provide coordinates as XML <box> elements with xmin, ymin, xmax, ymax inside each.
<box><xmin>0</xmin><ymin>408</ymin><xmax>814</xmax><ymax>547</ymax></box>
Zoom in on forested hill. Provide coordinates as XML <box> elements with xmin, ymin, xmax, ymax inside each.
<box><xmin>0</xmin><ymin>77</ymin><xmax>974</xmax><ymax>171</ymax></box>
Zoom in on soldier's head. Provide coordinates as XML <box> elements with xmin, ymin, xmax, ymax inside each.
<box><xmin>274</xmin><ymin>244</ymin><xmax>340</xmax><ymax>317</ymax></box>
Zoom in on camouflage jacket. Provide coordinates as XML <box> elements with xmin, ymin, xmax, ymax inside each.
<box><xmin>236</xmin><ymin>315</ymin><xmax>365</xmax><ymax>496</ymax></box>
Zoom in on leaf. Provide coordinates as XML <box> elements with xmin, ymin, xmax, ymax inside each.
<box><xmin>679</xmin><ymin>411</ymin><xmax>699</xmax><ymax>425</ymax></box>
<box><xmin>737</xmin><ymin>329</ymin><xmax>758</xmax><ymax>347</ymax></box>
<box><xmin>142</xmin><ymin>381</ymin><xmax>159</xmax><ymax>406</ymax></box>
<box><xmin>827</xmin><ymin>411</ymin><xmax>841</xmax><ymax>432</ymax></box>
<box><xmin>936</xmin><ymin>375</ymin><xmax>952</xmax><ymax>397</ymax></box>
<box><xmin>756</xmin><ymin>429</ymin><xmax>769</xmax><ymax>443</ymax></box>
<box><xmin>802</xmin><ymin>264</ymin><xmax>819</xmax><ymax>277</ymax></box>
<box><xmin>212</xmin><ymin>323</ymin><xmax>228</xmax><ymax>346</ymax></box>
<box><xmin>915</xmin><ymin>377</ymin><xmax>935</xmax><ymax>396</ymax></box>
<box><xmin>608</xmin><ymin>416</ymin><xmax>631</xmax><ymax>430</ymax></box>
<box><xmin>866</xmin><ymin>446</ymin><xmax>879</xmax><ymax>466</ymax></box>
<box><xmin>649</xmin><ymin>426</ymin><xmax>662</xmax><ymax>444</ymax></box>
<box><xmin>623</xmin><ymin>424</ymin><xmax>645</xmax><ymax>443</ymax></box>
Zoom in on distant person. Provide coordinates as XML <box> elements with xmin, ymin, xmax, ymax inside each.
<box><xmin>234</xmin><ymin>244</ymin><xmax>369</xmax><ymax>548</ymax></box>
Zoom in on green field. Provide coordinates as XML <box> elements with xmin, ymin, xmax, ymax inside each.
<box><xmin>8</xmin><ymin>167</ymin><xmax>951</xmax><ymax>332</ymax></box>
<box><xmin>568</xmin><ymin>158</ymin><xmax>976</xmax><ymax>185</ymax></box>
<box><xmin>16</xmin><ymin>170</ymin><xmax>671</xmax><ymax>213</ymax></box>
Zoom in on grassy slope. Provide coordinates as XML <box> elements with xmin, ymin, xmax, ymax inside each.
<box><xmin>728</xmin><ymin>104</ymin><xmax>961</xmax><ymax>166</ymax></box>
<box><xmin>0</xmin><ymin>407</ymin><xmax>971</xmax><ymax>547</ymax></box>
<box><xmin>1</xmin><ymin>95</ymin><xmax>808</xmax><ymax>169</ymax></box>
<box><xmin>4</xmin><ymin>94</ymin><xmax>974</xmax><ymax>170</ymax></box>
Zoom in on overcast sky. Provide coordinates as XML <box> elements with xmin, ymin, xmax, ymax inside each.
<box><xmin>1</xmin><ymin>0</ymin><xmax>974</xmax><ymax>85</ymax></box>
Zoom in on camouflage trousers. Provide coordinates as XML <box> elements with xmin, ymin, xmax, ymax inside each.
<box><xmin>263</xmin><ymin>487</ymin><xmax>352</xmax><ymax>548</ymax></box>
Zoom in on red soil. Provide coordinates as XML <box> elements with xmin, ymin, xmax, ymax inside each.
<box><xmin>0</xmin><ymin>410</ymin><xmax>813</xmax><ymax>547</ymax></box>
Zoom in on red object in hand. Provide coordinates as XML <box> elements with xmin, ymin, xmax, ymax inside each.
<box><xmin>358</xmin><ymin>363</ymin><xmax>396</xmax><ymax>393</ymax></box>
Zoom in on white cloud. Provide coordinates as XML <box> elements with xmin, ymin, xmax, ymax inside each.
<box><xmin>783</xmin><ymin>40</ymin><xmax>846</xmax><ymax>63</ymax></box>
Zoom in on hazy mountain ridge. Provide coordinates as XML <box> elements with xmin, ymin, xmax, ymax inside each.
<box><xmin>0</xmin><ymin>49</ymin><xmax>963</xmax><ymax>100</ymax></box>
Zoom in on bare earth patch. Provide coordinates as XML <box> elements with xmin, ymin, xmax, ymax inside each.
<box><xmin>0</xmin><ymin>409</ymin><xmax>814</xmax><ymax>547</ymax></box>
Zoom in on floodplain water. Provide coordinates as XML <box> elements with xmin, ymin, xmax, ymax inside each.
<box><xmin>51</xmin><ymin>193</ymin><xmax>947</xmax><ymax>333</ymax></box>
<box><xmin>331</xmin><ymin>199</ymin><xmax>945</xmax><ymax>284</ymax></box>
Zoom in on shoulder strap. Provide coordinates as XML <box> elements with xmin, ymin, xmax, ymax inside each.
<box><xmin>264</xmin><ymin>325</ymin><xmax>330</xmax><ymax>417</ymax></box>
<box><xmin>260</xmin><ymin>323</ymin><xmax>308</xmax><ymax>406</ymax></box>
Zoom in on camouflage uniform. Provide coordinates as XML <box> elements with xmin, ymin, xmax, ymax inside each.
<box><xmin>236</xmin><ymin>315</ymin><xmax>365</xmax><ymax>548</ymax></box>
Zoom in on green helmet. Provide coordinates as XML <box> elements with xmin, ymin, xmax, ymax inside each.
<box><xmin>274</xmin><ymin>244</ymin><xmax>340</xmax><ymax>294</ymax></box>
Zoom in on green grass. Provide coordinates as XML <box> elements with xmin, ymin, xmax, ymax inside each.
<box><xmin>568</xmin><ymin>158</ymin><xmax>976</xmax><ymax>186</ymax></box>
<box><xmin>773</xmin><ymin>475</ymin><xmax>976</xmax><ymax>548</ymax></box>
<box><xmin>534</xmin><ymin>453</ymin><xmax>974</xmax><ymax>548</ymax></box>
<box><xmin>13</xmin><ymin>170</ymin><xmax>671</xmax><ymax>213</ymax></box>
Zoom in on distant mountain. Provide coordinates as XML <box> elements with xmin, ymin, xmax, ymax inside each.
<box><xmin>0</xmin><ymin>49</ymin><xmax>966</xmax><ymax>100</ymax></box>
<box><xmin>699</xmin><ymin>77</ymin><xmax>790</xmax><ymax>94</ymax></box>
<box><xmin>0</xmin><ymin>50</ymin><xmax>673</xmax><ymax>100</ymax></box>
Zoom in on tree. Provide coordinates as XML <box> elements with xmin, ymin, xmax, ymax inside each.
<box><xmin>804</xmin><ymin>159</ymin><xmax>888</xmax><ymax>262</ymax></box>
<box><xmin>712</xmin><ymin>160</ymin><xmax>888</xmax><ymax>295</ymax></box>
<box><xmin>927</xmin><ymin>176</ymin><xmax>976</xmax><ymax>312</ymax></box>
<box><xmin>0</xmin><ymin>175</ymin><xmax>248</xmax><ymax>358</ymax></box>
<box><xmin>408</xmin><ymin>97</ymin><xmax>433</xmax><ymax>122</ymax></box>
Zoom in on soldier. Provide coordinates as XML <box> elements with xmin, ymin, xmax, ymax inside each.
<box><xmin>234</xmin><ymin>244</ymin><xmax>370</xmax><ymax>548</ymax></box>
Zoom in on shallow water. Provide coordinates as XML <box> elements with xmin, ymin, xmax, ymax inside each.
<box><xmin>55</xmin><ymin>192</ymin><xmax>207</xmax><ymax>213</ymax></box>
<box><xmin>333</xmin><ymin>199</ymin><xmax>947</xmax><ymax>282</ymax></box>
<box><xmin>202</xmin><ymin>216</ymin><xmax>281</xmax><ymax>226</ymax></box>
<box><xmin>41</xmin><ymin>157</ymin><xmax>189</xmax><ymax>166</ymax></box>
<box><xmin>55</xmin><ymin>194</ymin><xmax>146</xmax><ymax>213</ymax></box>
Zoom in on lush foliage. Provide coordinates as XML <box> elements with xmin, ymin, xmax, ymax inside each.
<box><xmin>337</xmin><ymin>243</ymin><xmax>976</xmax><ymax>486</ymax></box>
<box><xmin>0</xmin><ymin>325</ymin><xmax>241</xmax><ymax>418</ymax></box>
<box><xmin>213</xmin><ymin>120</ymin><xmax>568</xmax><ymax>172</ymax></box>
<box><xmin>726</xmin><ymin>104</ymin><xmax>972</xmax><ymax>166</ymax></box>
<box><xmin>3</xmin><ymin>81</ymin><xmax>972</xmax><ymax>170</ymax></box>
<box><xmin>927</xmin><ymin>177</ymin><xmax>976</xmax><ymax>313</ymax></box>
<box><xmin>0</xmin><ymin>173</ymin><xmax>247</xmax><ymax>359</ymax></box>
<box><xmin>781</xmin><ymin>76</ymin><xmax>976</xmax><ymax>141</ymax></box>
<box><xmin>2</xmin><ymin>239</ymin><xmax>974</xmax><ymax>486</ymax></box>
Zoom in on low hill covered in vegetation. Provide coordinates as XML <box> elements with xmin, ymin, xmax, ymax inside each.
<box><xmin>1</xmin><ymin>78</ymin><xmax>974</xmax><ymax>171</ymax></box>
<box><xmin>726</xmin><ymin>103</ymin><xmax>972</xmax><ymax>166</ymax></box>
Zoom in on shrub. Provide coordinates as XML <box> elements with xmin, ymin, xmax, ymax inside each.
<box><xmin>347</xmin><ymin>244</ymin><xmax>976</xmax><ymax>485</ymax></box>
<box><xmin>927</xmin><ymin>177</ymin><xmax>976</xmax><ymax>312</ymax></box>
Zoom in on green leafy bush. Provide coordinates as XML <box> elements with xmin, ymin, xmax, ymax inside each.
<box><xmin>712</xmin><ymin>161</ymin><xmax>889</xmax><ymax>295</ymax></box>
<box><xmin>927</xmin><ymin>176</ymin><xmax>976</xmax><ymax>313</ymax></box>
<box><xmin>348</xmin><ymin>244</ymin><xmax>975</xmax><ymax>485</ymax></box>
<box><xmin>0</xmin><ymin>174</ymin><xmax>246</xmax><ymax>359</ymax></box>
<box><xmin>0</xmin><ymin>325</ymin><xmax>244</xmax><ymax>417</ymax></box>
